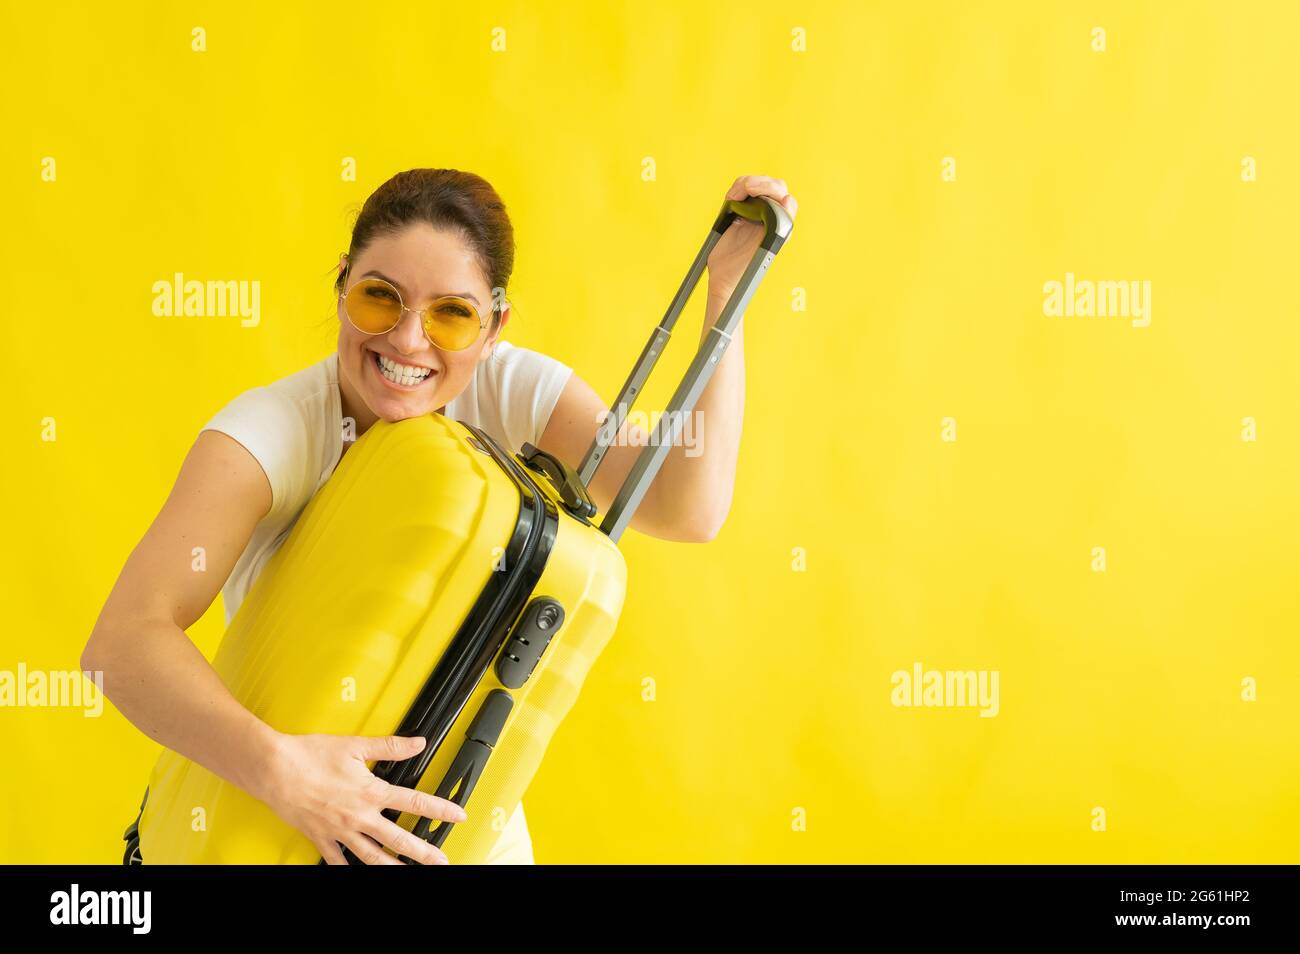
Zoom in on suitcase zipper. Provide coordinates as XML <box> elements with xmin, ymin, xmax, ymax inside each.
<box><xmin>380</xmin><ymin>426</ymin><xmax>556</xmax><ymax>781</ymax></box>
<box><xmin>332</xmin><ymin>425</ymin><xmax>559</xmax><ymax>864</ymax></box>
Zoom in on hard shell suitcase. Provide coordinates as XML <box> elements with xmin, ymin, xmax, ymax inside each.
<box><xmin>126</xmin><ymin>196</ymin><xmax>792</xmax><ymax>864</ymax></box>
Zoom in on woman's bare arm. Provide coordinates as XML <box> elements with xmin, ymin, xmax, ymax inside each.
<box><xmin>536</xmin><ymin>175</ymin><xmax>794</xmax><ymax>544</ymax></box>
<box><xmin>81</xmin><ymin>429</ymin><xmax>282</xmax><ymax>795</ymax></box>
<box><xmin>537</xmin><ymin>286</ymin><xmax>744</xmax><ymax>544</ymax></box>
<box><xmin>81</xmin><ymin>430</ymin><xmax>465</xmax><ymax>865</ymax></box>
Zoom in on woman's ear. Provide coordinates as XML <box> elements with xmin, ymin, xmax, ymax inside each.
<box><xmin>480</xmin><ymin>302</ymin><xmax>511</xmax><ymax>362</ymax></box>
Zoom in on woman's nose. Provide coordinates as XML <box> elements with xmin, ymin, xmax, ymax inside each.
<box><xmin>389</xmin><ymin>307</ymin><xmax>431</xmax><ymax>352</ymax></box>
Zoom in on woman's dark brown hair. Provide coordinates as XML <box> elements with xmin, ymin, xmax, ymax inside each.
<box><xmin>335</xmin><ymin>168</ymin><xmax>514</xmax><ymax>329</ymax></box>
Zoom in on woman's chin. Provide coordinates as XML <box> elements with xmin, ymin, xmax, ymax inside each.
<box><xmin>370</xmin><ymin>392</ymin><xmax>435</xmax><ymax>422</ymax></box>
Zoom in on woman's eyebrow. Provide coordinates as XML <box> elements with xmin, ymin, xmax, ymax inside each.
<box><xmin>360</xmin><ymin>270</ymin><xmax>480</xmax><ymax>306</ymax></box>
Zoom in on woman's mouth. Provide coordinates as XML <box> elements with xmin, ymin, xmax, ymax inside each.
<box><xmin>370</xmin><ymin>350</ymin><xmax>436</xmax><ymax>389</ymax></box>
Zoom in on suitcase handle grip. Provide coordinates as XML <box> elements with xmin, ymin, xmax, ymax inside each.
<box><xmin>576</xmin><ymin>195</ymin><xmax>793</xmax><ymax>542</ymax></box>
<box><xmin>712</xmin><ymin>196</ymin><xmax>794</xmax><ymax>254</ymax></box>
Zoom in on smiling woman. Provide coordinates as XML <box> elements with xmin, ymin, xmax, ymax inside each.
<box><xmin>332</xmin><ymin>170</ymin><xmax>518</xmax><ymax>438</ymax></box>
<box><xmin>96</xmin><ymin>169</ymin><xmax>569</xmax><ymax>867</ymax></box>
<box><xmin>87</xmin><ymin>166</ymin><xmax>795</xmax><ymax>867</ymax></box>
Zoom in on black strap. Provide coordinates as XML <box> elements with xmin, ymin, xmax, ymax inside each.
<box><xmin>122</xmin><ymin>787</ymin><xmax>148</xmax><ymax>866</ymax></box>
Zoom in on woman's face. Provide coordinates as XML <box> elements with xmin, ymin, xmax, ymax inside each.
<box><xmin>336</xmin><ymin>222</ymin><xmax>507</xmax><ymax>432</ymax></box>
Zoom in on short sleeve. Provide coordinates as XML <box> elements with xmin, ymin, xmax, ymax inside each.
<box><xmin>200</xmin><ymin>386</ymin><xmax>313</xmax><ymax>522</ymax></box>
<box><xmin>482</xmin><ymin>342</ymin><xmax>574</xmax><ymax>455</ymax></box>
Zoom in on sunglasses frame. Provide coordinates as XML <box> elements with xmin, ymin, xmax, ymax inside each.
<box><xmin>338</xmin><ymin>272</ymin><xmax>495</xmax><ymax>353</ymax></box>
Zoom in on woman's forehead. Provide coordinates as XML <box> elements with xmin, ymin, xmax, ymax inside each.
<box><xmin>355</xmin><ymin>225</ymin><xmax>488</xmax><ymax>301</ymax></box>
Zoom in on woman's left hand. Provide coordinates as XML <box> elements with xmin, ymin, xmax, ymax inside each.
<box><xmin>705</xmin><ymin>175</ymin><xmax>798</xmax><ymax>299</ymax></box>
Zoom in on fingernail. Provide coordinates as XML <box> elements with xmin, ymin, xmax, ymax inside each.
<box><xmin>455</xmin><ymin>808</ymin><xmax>469</xmax><ymax>822</ymax></box>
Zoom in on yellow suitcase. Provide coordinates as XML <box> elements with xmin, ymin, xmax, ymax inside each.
<box><xmin>125</xmin><ymin>196</ymin><xmax>792</xmax><ymax>864</ymax></box>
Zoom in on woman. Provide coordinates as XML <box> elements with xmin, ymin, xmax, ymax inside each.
<box><xmin>83</xmin><ymin>167</ymin><xmax>797</xmax><ymax>865</ymax></box>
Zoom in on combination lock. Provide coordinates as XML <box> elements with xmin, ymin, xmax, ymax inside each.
<box><xmin>495</xmin><ymin>597</ymin><xmax>566</xmax><ymax>689</ymax></box>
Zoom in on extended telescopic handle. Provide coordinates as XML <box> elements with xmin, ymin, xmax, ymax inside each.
<box><xmin>577</xmin><ymin>195</ymin><xmax>793</xmax><ymax>543</ymax></box>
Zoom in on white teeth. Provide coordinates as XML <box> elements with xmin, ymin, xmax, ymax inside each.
<box><xmin>376</xmin><ymin>352</ymin><xmax>431</xmax><ymax>386</ymax></box>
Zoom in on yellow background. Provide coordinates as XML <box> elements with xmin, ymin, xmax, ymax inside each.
<box><xmin>2</xmin><ymin>0</ymin><xmax>1297</xmax><ymax>863</ymax></box>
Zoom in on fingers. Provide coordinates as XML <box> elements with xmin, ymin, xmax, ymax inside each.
<box><xmin>361</xmin><ymin>815</ymin><xmax>450</xmax><ymax>866</ymax></box>
<box><xmin>318</xmin><ymin>838</ymin><xmax>349</xmax><ymax>866</ymax></box>
<box><xmin>357</xmin><ymin>734</ymin><xmax>426</xmax><ymax>762</ymax></box>
<box><xmin>727</xmin><ymin>174</ymin><xmax>790</xmax><ymax>202</ymax></box>
<box><xmin>725</xmin><ymin>175</ymin><xmax>797</xmax><ymax>221</ymax></box>
<box><xmin>342</xmin><ymin>832</ymin><xmax>404</xmax><ymax>866</ymax></box>
<box><xmin>382</xmin><ymin>782</ymin><xmax>469</xmax><ymax>826</ymax></box>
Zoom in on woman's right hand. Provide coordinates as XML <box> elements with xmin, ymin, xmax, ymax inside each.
<box><xmin>250</xmin><ymin>731</ymin><xmax>468</xmax><ymax>865</ymax></box>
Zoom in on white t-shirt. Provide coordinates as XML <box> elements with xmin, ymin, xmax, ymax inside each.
<box><xmin>203</xmin><ymin>340</ymin><xmax>573</xmax><ymax>625</ymax></box>
<box><xmin>199</xmin><ymin>339</ymin><xmax>573</xmax><ymax>865</ymax></box>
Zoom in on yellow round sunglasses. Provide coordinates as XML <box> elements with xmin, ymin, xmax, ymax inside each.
<box><xmin>339</xmin><ymin>271</ymin><xmax>492</xmax><ymax>352</ymax></box>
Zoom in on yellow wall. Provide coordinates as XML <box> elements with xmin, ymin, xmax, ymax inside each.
<box><xmin>2</xmin><ymin>0</ymin><xmax>1296</xmax><ymax>864</ymax></box>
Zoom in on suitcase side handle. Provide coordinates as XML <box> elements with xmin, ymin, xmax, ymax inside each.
<box><xmin>578</xmin><ymin>195</ymin><xmax>792</xmax><ymax>543</ymax></box>
<box><xmin>520</xmin><ymin>443</ymin><xmax>598</xmax><ymax>519</ymax></box>
<box><xmin>402</xmin><ymin>688</ymin><xmax>514</xmax><ymax>862</ymax></box>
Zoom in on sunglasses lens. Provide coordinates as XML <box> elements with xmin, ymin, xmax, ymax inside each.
<box><xmin>426</xmin><ymin>298</ymin><xmax>484</xmax><ymax>351</ymax></box>
<box><xmin>345</xmin><ymin>279</ymin><xmax>402</xmax><ymax>333</ymax></box>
